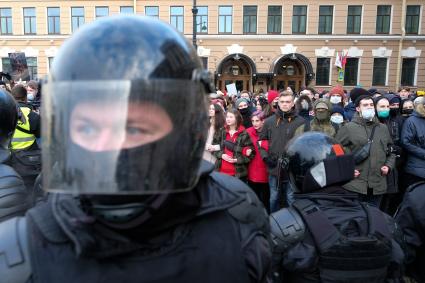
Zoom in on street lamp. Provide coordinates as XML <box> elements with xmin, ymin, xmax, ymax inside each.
<box><xmin>192</xmin><ymin>0</ymin><xmax>198</xmax><ymax>50</ymax></box>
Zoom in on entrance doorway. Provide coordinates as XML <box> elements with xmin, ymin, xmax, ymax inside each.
<box><xmin>272</xmin><ymin>59</ymin><xmax>305</xmax><ymax>93</ymax></box>
<box><xmin>216</xmin><ymin>54</ymin><xmax>255</xmax><ymax>93</ymax></box>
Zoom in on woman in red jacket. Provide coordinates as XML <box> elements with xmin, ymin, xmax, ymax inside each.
<box><xmin>246</xmin><ymin>110</ymin><xmax>270</xmax><ymax>213</ymax></box>
<box><xmin>212</xmin><ymin>109</ymin><xmax>254</xmax><ymax>181</ymax></box>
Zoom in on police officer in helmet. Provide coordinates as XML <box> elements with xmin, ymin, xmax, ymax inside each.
<box><xmin>0</xmin><ymin>16</ymin><xmax>271</xmax><ymax>283</ymax></box>
<box><xmin>270</xmin><ymin>132</ymin><xmax>404</xmax><ymax>283</ymax></box>
<box><xmin>0</xmin><ymin>90</ymin><xmax>28</xmax><ymax>221</ymax></box>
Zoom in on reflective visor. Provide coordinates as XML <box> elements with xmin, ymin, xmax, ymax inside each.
<box><xmin>42</xmin><ymin>79</ymin><xmax>206</xmax><ymax>195</ymax></box>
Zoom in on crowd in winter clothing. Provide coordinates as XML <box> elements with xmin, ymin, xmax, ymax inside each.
<box><xmin>206</xmin><ymin>85</ymin><xmax>425</xmax><ymax>217</ymax></box>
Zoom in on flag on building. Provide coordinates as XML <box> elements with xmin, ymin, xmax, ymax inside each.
<box><xmin>335</xmin><ymin>52</ymin><xmax>343</xmax><ymax>69</ymax></box>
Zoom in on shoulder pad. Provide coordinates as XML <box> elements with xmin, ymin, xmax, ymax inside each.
<box><xmin>0</xmin><ymin>165</ymin><xmax>29</xmax><ymax>221</ymax></box>
<box><xmin>0</xmin><ymin>217</ymin><xmax>32</xmax><ymax>283</ymax></box>
<box><xmin>270</xmin><ymin>207</ymin><xmax>306</xmax><ymax>253</ymax></box>
<box><xmin>210</xmin><ymin>172</ymin><xmax>269</xmax><ymax>236</ymax></box>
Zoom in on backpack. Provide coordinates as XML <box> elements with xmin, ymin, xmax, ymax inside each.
<box><xmin>293</xmin><ymin>199</ymin><xmax>392</xmax><ymax>283</ymax></box>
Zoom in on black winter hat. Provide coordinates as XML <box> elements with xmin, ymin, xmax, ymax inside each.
<box><xmin>350</xmin><ymin>88</ymin><xmax>372</xmax><ymax>107</ymax></box>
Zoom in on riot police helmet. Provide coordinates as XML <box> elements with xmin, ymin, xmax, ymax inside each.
<box><xmin>285</xmin><ymin>132</ymin><xmax>355</xmax><ymax>193</ymax></box>
<box><xmin>43</xmin><ymin>16</ymin><xmax>212</xmax><ymax>195</ymax></box>
<box><xmin>0</xmin><ymin>90</ymin><xmax>18</xmax><ymax>150</ymax></box>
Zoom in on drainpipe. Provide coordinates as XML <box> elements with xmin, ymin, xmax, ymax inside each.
<box><xmin>133</xmin><ymin>0</ymin><xmax>137</xmax><ymax>14</ymax></box>
<box><xmin>395</xmin><ymin>0</ymin><xmax>406</xmax><ymax>90</ymax></box>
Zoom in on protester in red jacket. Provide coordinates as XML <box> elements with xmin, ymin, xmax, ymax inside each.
<box><xmin>246</xmin><ymin>110</ymin><xmax>270</xmax><ymax>212</ymax></box>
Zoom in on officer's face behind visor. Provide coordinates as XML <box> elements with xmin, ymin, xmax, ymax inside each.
<box><xmin>43</xmin><ymin>80</ymin><xmax>204</xmax><ymax>195</ymax></box>
<box><xmin>70</xmin><ymin>101</ymin><xmax>173</xmax><ymax>151</ymax></box>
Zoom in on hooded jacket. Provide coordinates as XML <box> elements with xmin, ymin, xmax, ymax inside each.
<box><xmin>295</xmin><ymin>95</ymin><xmax>313</xmax><ymax>122</ymax></box>
<box><xmin>401</xmin><ymin>104</ymin><xmax>425</xmax><ymax>179</ymax></box>
<box><xmin>295</xmin><ymin>99</ymin><xmax>337</xmax><ymax>138</ymax></box>
<box><xmin>246</xmin><ymin>127</ymin><xmax>269</xmax><ymax>183</ymax></box>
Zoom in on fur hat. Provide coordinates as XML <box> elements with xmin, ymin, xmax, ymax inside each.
<box><xmin>350</xmin><ymin>88</ymin><xmax>372</xmax><ymax>107</ymax></box>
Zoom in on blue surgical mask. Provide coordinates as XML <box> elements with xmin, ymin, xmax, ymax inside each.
<box><xmin>377</xmin><ymin>110</ymin><xmax>390</xmax><ymax>118</ymax></box>
<box><xmin>361</xmin><ymin>108</ymin><xmax>375</xmax><ymax>120</ymax></box>
<box><xmin>27</xmin><ymin>92</ymin><xmax>35</xmax><ymax>101</ymax></box>
<box><xmin>330</xmin><ymin>115</ymin><xmax>344</xmax><ymax>124</ymax></box>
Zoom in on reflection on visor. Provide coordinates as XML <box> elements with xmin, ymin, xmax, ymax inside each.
<box><xmin>70</xmin><ymin>101</ymin><xmax>173</xmax><ymax>152</ymax></box>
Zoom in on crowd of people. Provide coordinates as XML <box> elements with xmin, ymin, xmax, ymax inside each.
<box><xmin>206</xmin><ymin>85</ymin><xmax>425</xmax><ymax>215</ymax></box>
<box><xmin>0</xmin><ymin>14</ymin><xmax>424</xmax><ymax>283</ymax></box>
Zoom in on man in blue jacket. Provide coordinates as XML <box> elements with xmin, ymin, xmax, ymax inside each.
<box><xmin>401</xmin><ymin>97</ymin><xmax>425</xmax><ymax>188</ymax></box>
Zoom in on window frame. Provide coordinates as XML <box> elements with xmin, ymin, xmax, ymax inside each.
<box><xmin>318</xmin><ymin>5</ymin><xmax>333</xmax><ymax>35</ymax></box>
<box><xmin>47</xmin><ymin>7</ymin><xmax>60</xmax><ymax>35</ymax></box>
<box><xmin>95</xmin><ymin>6</ymin><xmax>109</xmax><ymax>18</ymax></box>
<box><xmin>376</xmin><ymin>5</ymin><xmax>391</xmax><ymax>34</ymax></box>
<box><xmin>71</xmin><ymin>7</ymin><xmax>85</xmax><ymax>33</ymax></box>
<box><xmin>405</xmin><ymin>5</ymin><xmax>421</xmax><ymax>35</ymax></box>
<box><xmin>145</xmin><ymin>6</ymin><xmax>159</xmax><ymax>18</ymax></box>
<box><xmin>218</xmin><ymin>6</ymin><xmax>232</xmax><ymax>34</ymax></box>
<box><xmin>372</xmin><ymin>58</ymin><xmax>388</xmax><ymax>86</ymax></box>
<box><xmin>347</xmin><ymin>5</ymin><xmax>362</xmax><ymax>34</ymax></box>
<box><xmin>196</xmin><ymin>6</ymin><xmax>208</xmax><ymax>34</ymax></box>
<box><xmin>170</xmin><ymin>6</ymin><xmax>184</xmax><ymax>33</ymax></box>
<box><xmin>120</xmin><ymin>6</ymin><xmax>134</xmax><ymax>15</ymax></box>
<box><xmin>344</xmin><ymin>57</ymin><xmax>360</xmax><ymax>86</ymax></box>
<box><xmin>23</xmin><ymin>7</ymin><xmax>36</xmax><ymax>35</ymax></box>
<box><xmin>292</xmin><ymin>5</ymin><xmax>307</xmax><ymax>34</ymax></box>
<box><xmin>243</xmin><ymin>5</ymin><xmax>257</xmax><ymax>34</ymax></box>
<box><xmin>401</xmin><ymin>58</ymin><xmax>417</xmax><ymax>86</ymax></box>
<box><xmin>0</xmin><ymin>7</ymin><xmax>13</xmax><ymax>35</ymax></box>
<box><xmin>26</xmin><ymin>57</ymin><xmax>38</xmax><ymax>81</ymax></box>
<box><xmin>267</xmin><ymin>5</ymin><xmax>282</xmax><ymax>34</ymax></box>
<box><xmin>316</xmin><ymin>57</ymin><xmax>332</xmax><ymax>86</ymax></box>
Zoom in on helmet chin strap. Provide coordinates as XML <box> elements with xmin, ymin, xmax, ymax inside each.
<box><xmin>84</xmin><ymin>194</ymin><xmax>169</xmax><ymax>230</ymax></box>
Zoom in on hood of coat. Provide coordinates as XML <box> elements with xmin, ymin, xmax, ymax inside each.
<box><xmin>413</xmin><ymin>103</ymin><xmax>425</xmax><ymax>118</ymax></box>
<box><xmin>295</xmin><ymin>95</ymin><xmax>313</xmax><ymax>112</ymax></box>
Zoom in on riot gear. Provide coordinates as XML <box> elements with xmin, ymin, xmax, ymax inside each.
<box><xmin>285</xmin><ymin>132</ymin><xmax>354</xmax><ymax>193</ymax></box>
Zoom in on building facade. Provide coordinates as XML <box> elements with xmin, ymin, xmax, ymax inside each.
<box><xmin>0</xmin><ymin>0</ymin><xmax>424</xmax><ymax>92</ymax></box>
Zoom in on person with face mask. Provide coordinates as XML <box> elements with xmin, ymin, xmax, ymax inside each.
<box><xmin>0</xmin><ymin>16</ymin><xmax>272</xmax><ymax>283</ymax></box>
<box><xmin>328</xmin><ymin>85</ymin><xmax>346</xmax><ymax>108</ymax></box>
<box><xmin>235</xmin><ymin>97</ymin><xmax>253</xmax><ymax>129</ymax></box>
<box><xmin>295</xmin><ymin>94</ymin><xmax>313</xmax><ymax>122</ymax></box>
<box><xmin>335</xmin><ymin>88</ymin><xmax>396</xmax><ymax>207</ymax></box>
<box><xmin>267</xmin><ymin>90</ymin><xmax>279</xmax><ymax>114</ymax></box>
<box><xmin>295</xmin><ymin>98</ymin><xmax>337</xmax><ymax>138</ymax></box>
<box><xmin>374</xmin><ymin>96</ymin><xmax>403</xmax><ymax>214</ymax></box>
<box><xmin>330</xmin><ymin>105</ymin><xmax>346</xmax><ymax>132</ymax></box>
<box><xmin>25</xmin><ymin>80</ymin><xmax>40</xmax><ymax>112</ymax></box>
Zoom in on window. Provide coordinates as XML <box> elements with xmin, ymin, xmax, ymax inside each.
<box><xmin>0</xmin><ymin>8</ymin><xmax>12</xmax><ymax>35</ymax></box>
<box><xmin>71</xmin><ymin>7</ymin><xmax>84</xmax><ymax>32</ymax></box>
<box><xmin>406</xmin><ymin>5</ymin><xmax>420</xmax><ymax>34</ymax></box>
<box><xmin>347</xmin><ymin>6</ymin><xmax>361</xmax><ymax>34</ymax></box>
<box><xmin>243</xmin><ymin>6</ymin><xmax>257</xmax><ymax>34</ymax></box>
<box><xmin>344</xmin><ymin>58</ymin><xmax>359</xmax><ymax>86</ymax></box>
<box><xmin>372</xmin><ymin>58</ymin><xmax>387</xmax><ymax>86</ymax></box>
<box><xmin>267</xmin><ymin>6</ymin><xmax>281</xmax><ymax>34</ymax></box>
<box><xmin>48</xmin><ymin>57</ymin><xmax>54</xmax><ymax>70</ymax></box>
<box><xmin>201</xmin><ymin>57</ymin><xmax>208</xmax><ymax>69</ymax></box>
<box><xmin>120</xmin><ymin>6</ymin><xmax>134</xmax><ymax>14</ymax></box>
<box><xmin>318</xmin><ymin>6</ymin><xmax>333</xmax><ymax>34</ymax></box>
<box><xmin>145</xmin><ymin>6</ymin><xmax>159</xmax><ymax>18</ymax></box>
<box><xmin>27</xmin><ymin>57</ymin><xmax>37</xmax><ymax>80</ymax></box>
<box><xmin>196</xmin><ymin>6</ymin><xmax>208</xmax><ymax>33</ymax></box>
<box><xmin>376</xmin><ymin>5</ymin><xmax>391</xmax><ymax>34</ymax></box>
<box><xmin>47</xmin><ymin>7</ymin><xmax>60</xmax><ymax>34</ymax></box>
<box><xmin>401</xmin><ymin>58</ymin><xmax>416</xmax><ymax>86</ymax></box>
<box><xmin>219</xmin><ymin>6</ymin><xmax>232</xmax><ymax>33</ymax></box>
<box><xmin>316</xmin><ymin>58</ymin><xmax>331</xmax><ymax>85</ymax></box>
<box><xmin>170</xmin><ymin>6</ymin><xmax>184</xmax><ymax>33</ymax></box>
<box><xmin>23</xmin><ymin>8</ymin><xmax>36</xmax><ymax>35</ymax></box>
<box><xmin>292</xmin><ymin>6</ymin><xmax>307</xmax><ymax>34</ymax></box>
<box><xmin>95</xmin><ymin>7</ymin><xmax>109</xmax><ymax>18</ymax></box>
<box><xmin>1</xmin><ymin>58</ymin><xmax>12</xmax><ymax>74</ymax></box>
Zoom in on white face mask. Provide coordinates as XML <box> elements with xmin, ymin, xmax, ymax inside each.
<box><xmin>330</xmin><ymin>96</ymin><xmax>342</xmax><ymax>104</ymax></box>
<box><xmin>27</xmin><ymin>92</ymin><xmax>35</xmax><ymax>101</ymax></box>
<box><xmin>330</xmin><ymin>115</ymin><xmax>344</xmax><ymax>124</ymax></box>
<box><xmin>361</xmin><ymin>108</ymin><xmax>375</xmax><ymax>121</ymax></box>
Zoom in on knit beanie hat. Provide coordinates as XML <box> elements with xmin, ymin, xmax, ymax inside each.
<box><xmin>235</xmin><ymin>97</ymin><xmax>249</xmax><ymax>108</ymax></box>
<box><xmin>267</xmin><ymin>90</ymin><xmax>279</xmax><ymax>104</ymax></box>
<box><xmin>329</xmin><ymin>85</ymin><xmax>344</xmax><ymax>97</ymax></box>
<box><xmin>331</xmin><ymin>105</ymin><xmax>345</xmax><ymax>118</ymax></box>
